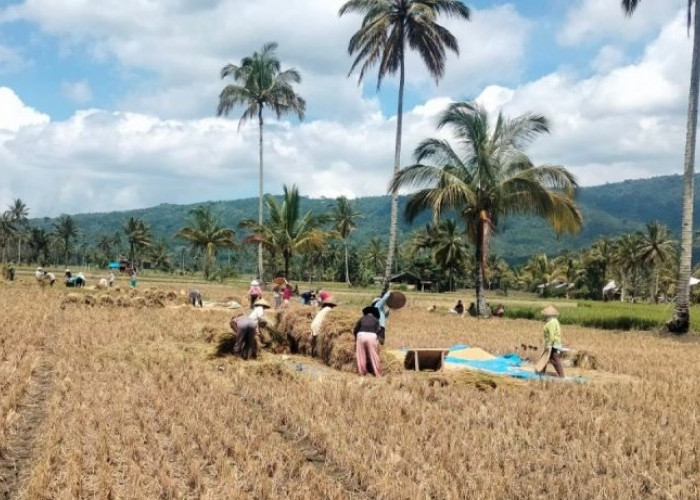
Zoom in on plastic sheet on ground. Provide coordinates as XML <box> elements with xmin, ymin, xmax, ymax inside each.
<box><xmin>443</xmin><ymin>345</ymin><xmax>583</xmax><ymax>381</ymax></box>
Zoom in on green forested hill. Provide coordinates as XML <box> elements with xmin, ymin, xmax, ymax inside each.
<box><xmin>30</xmin><ymin>173</ymin><xmax>689</xmax><ymax>264</ymax></box>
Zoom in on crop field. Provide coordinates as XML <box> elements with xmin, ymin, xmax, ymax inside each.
<box><xmin>1</xmin><ymin>276</ymin><xmax>700</xmax><ymax>499</ymax></box>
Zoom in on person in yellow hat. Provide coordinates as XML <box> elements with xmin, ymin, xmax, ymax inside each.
<box><xmin>539</xmin><ymin>305</ymin><xmax>564</xmax><ymax>378</ymax></box>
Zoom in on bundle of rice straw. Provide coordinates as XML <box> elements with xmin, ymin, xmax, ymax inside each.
<box><xmin>272</xmin><ymin>306</ymin><xmax>401</xmax><ymax>374</ymax></box>
<box><xmin>99</xmin><ymin>294</ymin><xmax>115</xmax><ymax>306</ymax></box>
<box><xmin>83</xmin><ymin>294</ymin><xmax>97</xmax><ymax>307</ymax></box>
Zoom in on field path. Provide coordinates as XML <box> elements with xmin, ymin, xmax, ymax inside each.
<box><xmin>0</xmin><ymin>354</ymin><xmax>54</xmax><ymax>500</ymax></box>
<box><xmin>230</xmin><ymin>382</ymin><xmax>372</xmax><ymax>499</ymax></box>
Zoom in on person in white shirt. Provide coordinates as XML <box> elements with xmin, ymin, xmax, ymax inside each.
<box><xmin>311</xmin><ymin>298</ymin><xmax>337</xmax><ymax>338</ymax></box>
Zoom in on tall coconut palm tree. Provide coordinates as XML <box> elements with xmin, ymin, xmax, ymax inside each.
<box><xmin>8</xmin><ymin>199</ymin><xmax>28</xmax><ymax>263</ymax></box>
<box><xmin>28</xmin><ymin>227</ymin><xmax>50</xmax><ymax>264</ymax></box>
<box><xmin>0</xmin><ymin>212</ymin><xmax>15</xmax><ymax>262</ymax></box>
<box><xmin>390</xmin><ymin>101</ymin><xmax>582</xmax><ymax>316</ymax></box>
<box><xmin>176</xmin><ymin>206</ymin><xmax>236</xmax><ymax>279</ymax></box>
<box><xmin>339</xmin><ymin>0</ymin><xmax>471</xmax><ymax>294</ymax></box>
<box><xmin>612</xmin><ymin>233</ymin><xmax>643</xmax><ymax>302</ymax></box>
<box><xmin>432</xmin><ymin>219</ymin><xmax>469</xmax><ymax>291</ymax></box>
<box><xmin>637</xmin><ymin>221</ymin><xmax>677</xmax><ymax>301</ymax></box>
<box><xmin>52</xmin><ymin>215</ymin><xmax>79</xmax><ymax>266</ymax></box>
<box><xmin>123</xmin><ymin>217</ymin><xmax>152</xmax><ymax>267</ymax></box>
<box><xmin>331</xmin><ymin>196</ymin><xmax>362</xmax><ymax>285</ymax></box>
<box><xmin>217</xmin><ymin>42</ymin><xmax>306</xmax><ymax>283</ymax></box>
<box><xmin>240</xmin><ymin>185</ymin><xmax>329</xmax><ymax>279</ymax></box>
<box><xmin>365</xmin><ymin>237</ymin><xmax>387</xmax><ymax>276</ymax></box>
<box><xmin>623</xmin><ymin>0</ymin><xmax>698</xmax><ymax>331</ymax></box>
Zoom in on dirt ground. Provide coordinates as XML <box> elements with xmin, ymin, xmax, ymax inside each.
<box><xmin>1</xmin><ymin>279</ymin><xmax>699</xmax><ymax>499</ymax></box>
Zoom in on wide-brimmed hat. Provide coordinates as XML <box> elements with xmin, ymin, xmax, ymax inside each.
<box><xmin>254</xmin><ymin>299</ymin><xmax>271</xmax><ymax>309</ymax></box>
<box><xmin>362</xmin><ymin>306</ymin><xmax>380</xmax><ymax>319</ymax></box>
<box><xmin>251</xmin><ymin>280</ymin><xmax>260</xmax><ymax>286</ymax></box>
<box><xmin>321</xmin><ymin>298</ymin><xmax>338</xmax><ymax>307</ymax></box>
<box><xmin>65</xmin><ymin>269</ymin><xmax>71</xmax><ymax>273</ymax></box>
<box><xmin>541</xmin><ymin>305</ymin><xmax>559</xmax><ymax>317</ymax></box>
<box><xmin>36</xmin><ymin>266</ymin><xmax>42</xmax><ymax>271</ymax></box>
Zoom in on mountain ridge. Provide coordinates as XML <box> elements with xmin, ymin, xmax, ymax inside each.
<box><xmin>30</xmin><ymin>173</ymin><xmax>691</xmax><ymax>264</ymax></box>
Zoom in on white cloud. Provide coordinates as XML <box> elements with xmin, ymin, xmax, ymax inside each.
<box><xmin>0</xmin><ymin>87</ymin><xmax>49</xmax><ymax>132</ymax></box>
<box><xmin>0</xmin><ymin>84</ymin><xmax>448</xmax><ymax>216</ymax></box>
<box><xmin>1</xmin><ymin>0</ymin><xmax>531</xmax><ymax>120</ymax></box>
<box><xmin>477</xmin><ymin>11</ymin><xmax>692</xmax><ymax>186</ymax></box>
<box><xmin>591</xmin><ymin>45</ymin><xmax>626</xmax><ymax>73</ymax></box>
<box><xmin>558</xmin><ymin>0</ymin><xmax>681</xmax><ymax>45</ymax></box>
<box><xmin>61</xmin><ymin>80</ymin><xmax>93</xmax><ymax>104</ymax></box>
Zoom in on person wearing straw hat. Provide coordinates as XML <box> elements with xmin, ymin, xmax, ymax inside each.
<box><xmin>35</xmin><ymin>267</ymin><xmax>43</xmax><ymax>280</ymax></box>
<box><xmin>248</xmin><ymin>280</ymin><xmax>262</xmax><ymax>309</ymax></box>
<box><xmin>231</xmin><ymin>298</ymin><xmax>271</xmax><ymax>360</ymax></box>
<box><xmin>311</xmin><ymin>297</ymin><xmax>337</xmax><ymax>338</ymax></box>
<box><xmin>353</xmin><ymin>306</ymin><xmax>383</xmax><ymax>377</ymax></box>
<box><xmin>539</xmin><ymin>305</ymin><xmax>565</xmax><ymax>378</ymax></box>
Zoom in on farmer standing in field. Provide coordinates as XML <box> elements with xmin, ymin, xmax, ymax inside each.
<box><xmin>311</xmin><ymin>297</ymin><xmax>337</xmax><ymax>337</ymax></box>
<box><xmin>539</xmin><ymin>305</ymin><xmax>565</xmax><ymax>378</ymax></box>
<box><xmin>188</xmin><ymin>289</ymin><xmax>203</xmax><ymax>307</ymax></box>
<box><xmin>248</xmin><ymin>280</ymin><xmax>262</xmax><ymax>309</ymax></box>
<box><xmin>353</xmin><ymin>305</ymin><xmax>383</xmax><ymax>377</ymax></box>
<box><xmin>371</xmin><ymin>291</ymin><xmax>392</xmax><ymax>345</ymax></box>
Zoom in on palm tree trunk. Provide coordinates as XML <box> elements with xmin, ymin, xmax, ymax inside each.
<box><xmin>475</xmin><ymin>219</ymin><xmax>490</xmax><ymax>317</ymax></box>
<box><xmin>17</xmin><ymin>237</ymin><xmax>21</xmax><ymax>264</ymax></box>
<box><xmin>284</xmin><ymin>253</ymin><xmax>290</xmax><ymax>282</ymax></box>
<box><xmin>344</xmin><ymin>240</ymin><xmax>350</xmax><ymax>285</ymax></box>
<box><xmin>257</xmin><ymin>106</ymin><xmax>265</xmax><ymax>283</ymax></box>
<box><xmin>382</xmin><ymin>41</ymin><xmax>405</xmax><ymax>295</ymax></box>
<box><xmin>668</xmin><ymin>4</ymin><xmax>700</xmax><ymax>333</ymax></box>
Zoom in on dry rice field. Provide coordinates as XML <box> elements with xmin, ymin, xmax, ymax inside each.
<box><xmin>1</xmin><ymin>278</ymin><xmax>699</xmax><ymax>499</ymax></box>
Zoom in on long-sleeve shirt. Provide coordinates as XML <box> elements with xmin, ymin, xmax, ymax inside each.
<box><xmin>248</xmin><ymin>285</ymin><xmax>262</xmax><ymax>297</ymax></box>
<box><xmin>373</xmin><ymin>291</ymin><xmax>392</xmax><ymax>328</ymax></box>
<box><xmin>353</xmin><ymin>314</ymin><xmax>381</xmax><ymax>337</ymax></box>
<box><xmin>249</xmin><ymin>306</ymin><xmax>266</xmax><ymax>324</ymax></box>
<box><xmin>543</xmin><ymin>318</ymin><xmax>562</xmax><ymax>349</ymax></box>
<box><xmin>311</xmin><ymin>306</ymin><xmax>332</xmax><ymax>337</ymax></box>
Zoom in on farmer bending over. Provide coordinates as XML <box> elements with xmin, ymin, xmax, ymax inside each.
<box><xmin>189</xmin><ymin>289</ymin><xmax>203</xmax><ymax>307</ymax></box>
<box><xmin>353</xmin><ymin>306</ymin><xmax>382</xmax><ymax>377</ymax></box>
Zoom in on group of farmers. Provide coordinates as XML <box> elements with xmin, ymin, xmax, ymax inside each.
<box><xmin>226</xmin><ymin>279</ymin><xmax>398</xmax><ymax>377</ymax></box>
<box><xmin>34</xmin><ymin>267</ymin><xmax>129</xmax><ymax>289</ymax></box>
<box><xmin>227</xmin><ymin>278</ymin><xmax>567</xmax><ymax>379</ymax></box>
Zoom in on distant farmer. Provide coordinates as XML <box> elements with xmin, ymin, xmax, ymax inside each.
<box><xmin>35</xmin><ymin>267</ymin><xmax>43</xmax><ymax>280</ymax></box>
<box><xmin>129</xmin><ymin>269</ymin><xmax>138</xmax><ymax>288</ymax></box>
<box><xmin>97</xmin><ymin>278</ymin><xmax>109</xmax><ymax>290</ymax></box>
<box><xmin>44</xmin><ymin>271</ymin><xmax>56</xmax><ymax>286</ymax></box>
<box><xmin>451</xmin><ymin>300</ymin><xmax>465</xmax><ymax>316</ymax></box>
<box><xmin>493</xmin><ymin>304</ymin><xmax>506</xmax><ymax>318</ymax></box>
<box><xmin>316</xmin><ymin>289</ymin><xmax>331</xmax><ymax>306</ymax></box>
<box><xmin>371</xmin><ymin>291</ymin><xmax>392</xmax><ymax>345</ymax></box>
<box><xmin>248</xmin><ymin>280</ymin><xmax>262</xmax><ymax>309</ymax></box>
<box><xmin>65</xmin><ymin>269</ymin><xmax>85</xmax><ymax>288</ymax></box>
<box><xmin>539</xmin><ymin>305</ymin><xmax>565</xmax><ymax>378</ymax></box>
<box><xmin>283</xmin><ymin>282</ymin><xmax>293</xmax><ymax>304</ymax></box>
<box><xmin>300</xmin><ymin>290</ymin><xmax>316</xmax><ymax>305</ymax></box>
<box><xmin>108</xmin><ymin>271</ymin><xmax>115</xmax><ymax>287</ymax></box>
<box><xmin>189</xmin><ymin>289</ymin><xmax>203</xmax><ymax>308</ymax></box>
<box><xmin>427</xmin><ymin>304</ymin><xmax>438</xmax><ymax>312</ymax></box>
<box><xmin>353</xmin><ymin>306</ymin><xmax>383</xmax><ymax>377</ymax></box>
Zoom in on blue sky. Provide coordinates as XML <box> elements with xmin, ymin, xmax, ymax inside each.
<box><xmin>0</xmin><ymin>0</ymin><xmax>693</xmax><ymax>216</ymax></box>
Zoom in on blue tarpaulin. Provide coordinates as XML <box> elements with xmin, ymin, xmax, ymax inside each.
<box><xmin>445</xmin><ymin>346</ymin><xmax>542</xmax><ymax>380</ymax></box>
<box><xmin>108</xmin><ymin>262</ymin><xmax>120</xmax><ymax>269</ymax></box>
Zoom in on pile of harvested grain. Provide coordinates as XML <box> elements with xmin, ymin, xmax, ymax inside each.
<box><xmin>60</xmin><ymin>293</ymin><xmax>82</xmax><ymax>309</ymax></box>
<box><xmin>269</xmin><ymin>306</ymin><xmax>400</xmax><ymax>374</ymax></box>
<box><xmin>571</xmin><ymin>350</ymin><xmax>599</xmax><ymax>370</ymax></box>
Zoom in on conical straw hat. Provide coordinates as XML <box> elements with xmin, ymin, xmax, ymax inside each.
<box><xmin>254</xmin><ymin>299</ymin><xmax>271</xmax><ymax>309</ymax></box>
<box><xmin>541</xmin><ymin>305</ymin><xmax>559</xmax><ymax>317</ymax></box>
